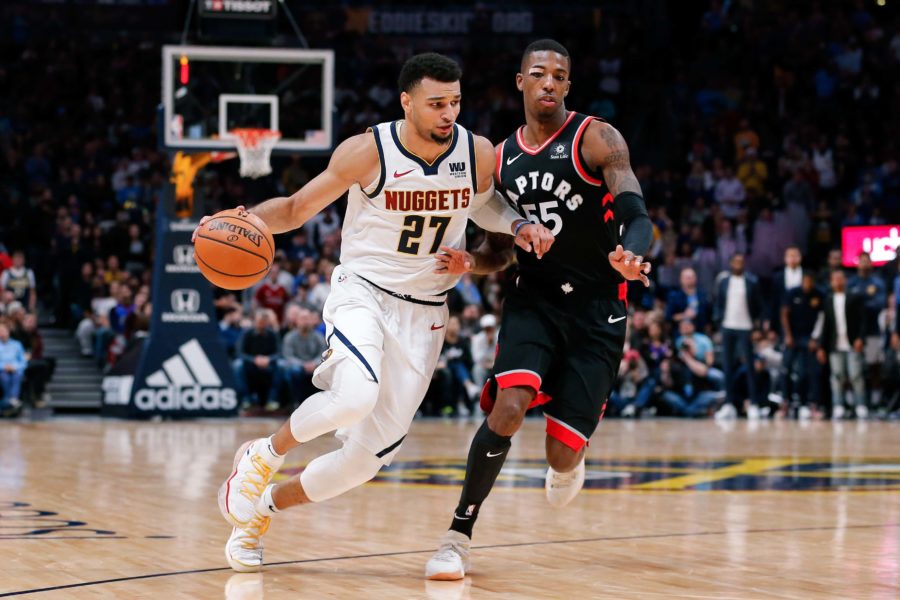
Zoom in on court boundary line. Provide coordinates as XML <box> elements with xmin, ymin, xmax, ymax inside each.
<box><xmin>1</xmin><ymin>522</ymin><xmax>897</xmax><ymax>597</ymax></box>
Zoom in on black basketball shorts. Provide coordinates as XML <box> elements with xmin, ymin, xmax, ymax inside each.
<box><xmin>490</xmin><ymin>281</ymin><xmax>627</xmax><ymax>450</ymax></box>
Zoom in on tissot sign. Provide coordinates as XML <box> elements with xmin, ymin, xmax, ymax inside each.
<box><xmin>841</xmin><ymin>225</ymin><xmax>900</xmax><ymax>266</ymax></box>
<box><xmin>199</xmin><ymin>0</ymin><xmax>275</xmax><ymax>18</ymax></box>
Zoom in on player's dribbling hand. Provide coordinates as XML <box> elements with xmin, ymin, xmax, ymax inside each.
<box><xmin>191</xmin><ymin>205</ymin><xmax>247</xmax><ymax>242</ymax></box>
<box><xmin>515</xmin><ymin>223</ymin><xmax>554</xmax><ymax>259</ymax></box>
<box><xmin>608</xmin><ymin>244</ymin><xmax>651</xmax><ymax>287</ymax></box>
<box><xmin>434</xmin><ymin>246</ymin><xmax>474</xmax><ymax>275</ymax></box>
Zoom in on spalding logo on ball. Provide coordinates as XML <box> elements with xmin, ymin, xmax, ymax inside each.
<box><xmin>193</xmin><ymin>208</ymin><xmax>274</xmax><ymax>290</ymax></box>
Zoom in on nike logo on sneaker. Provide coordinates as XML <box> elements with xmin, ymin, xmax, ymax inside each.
<box><xmin>453</xmin><ymin>514</ymin><xmax>471</xmax><ymax>520</ymax></box>
<box><xmin>431</xmin><ymin>323</ymin><xmax>445</xmax><ymax>330</ymax></box>
<box><xmin>486</xmin><ymin>450</ymin><xmax>505</xmax><ymax>457</ymax></box>
<box><xmin>608</xmin><ymin>315</ymin><xmax>626</xmax><ymax>324</ymax></box>
<box><xmin>394</xmin><ymin>168</ymin><xmax>415</xmax><ymax>178</ymax></box>
<box><xmin>506</xmin><ymin>153</ymin><xmax>523</xmax><ymax>165</ymax></box>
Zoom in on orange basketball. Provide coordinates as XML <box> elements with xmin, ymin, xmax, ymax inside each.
<box><xmin>193</xmin><ymin>208</ymin><xmax>275</xmax><ymax>290</ymax></box>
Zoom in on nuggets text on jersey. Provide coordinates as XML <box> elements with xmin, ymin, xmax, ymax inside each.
<box><xmin>384</xmin><ymin>188</ymin><xmax>471</xmax><ymax>212</ymax></box>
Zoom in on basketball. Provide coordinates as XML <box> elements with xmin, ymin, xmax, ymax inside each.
<box><xmin>193</xmin><ymin>208</ymin><xmax>275</xmax><ymax>290</ymax></box>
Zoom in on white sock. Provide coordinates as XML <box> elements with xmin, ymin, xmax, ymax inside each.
<box><xmin>256</xmin><ymin>484</ymin><xmax>280</xmax><ymax>517</ymax></box>
<box><xmin>256</xmin><ymin>436</ymin><xmax>285</xmax><ymax>467</ymax></box>
<box><xmin>265</xmin><ymin>435</ymin><xmax>285</xmax><ymax>459</ymax></box>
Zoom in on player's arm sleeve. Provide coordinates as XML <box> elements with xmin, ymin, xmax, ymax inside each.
<box><xmin>469</xmin><ymin>183</ymin><xmax>526</xmax><ymax>235</ymax></box>
<box><xmin>586</xmin><ymin>121</ymin><xmax>651</xmax><ymax>256</ymax></box>
<box><xmin>615</xmin><ymin>191</ymin><xmax>652</xmax><ymax>256</ymax></box>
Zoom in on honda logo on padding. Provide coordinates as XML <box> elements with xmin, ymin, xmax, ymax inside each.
<box><xmin>174</xmin><ymin>245</ymin><xmax>194</xmax><ymax>265</ymax></box>
<box><xmin>171</xmin><ymin>289</ymin><xmax>201</xmax><ymax>313</ymax></box>
<box><xmin>162</xmin><ymin>289</ymin><xmax>208</xmax><ymax>323</ymax></box>
<box><xmin>165</xmin><ymin>245</ymin><xmax>200</xmax><ymax>273</ymax></box>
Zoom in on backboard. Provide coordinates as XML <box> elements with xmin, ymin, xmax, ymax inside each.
<box><xmin>161</xmin><ymin>45</ymin><xmax>334</xmax><ymax>154</ymax></box>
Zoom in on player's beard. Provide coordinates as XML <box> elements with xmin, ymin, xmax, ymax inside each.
<box><xmin>431</xmin><ymin>131</ymin><xmax>452</xmax><ymax>144</ymax></box>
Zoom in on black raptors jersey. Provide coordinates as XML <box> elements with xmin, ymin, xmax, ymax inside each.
<box><xmin>496</xmin><ymin>112</ymin><xmax>623</xmax><ymax>291</ymax></box>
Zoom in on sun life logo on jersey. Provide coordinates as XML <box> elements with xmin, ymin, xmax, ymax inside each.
<box><xmin>550</xmin><ymin>142</ymin><xmax>569</xmax><ymax>159</ymax></box>
<box><xmin>165</xmin><ymin>245</ymin><xmax>200</xmax><ymax>274</ymax></box>
<box><xmin>162</xmin><ymin>288</ymin><xmax>209</xmax><ymax>323</ymax></box>
<box><xmin>133</xmin><ymin>339</ymin><xmax>236</xmax><ymax>411</ymax></box>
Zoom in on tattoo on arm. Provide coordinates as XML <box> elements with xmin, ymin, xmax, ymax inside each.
<box><xmin>597</xmin><ymin>124</ymin><xmax>642</xmax><ymax>197</ymax></box>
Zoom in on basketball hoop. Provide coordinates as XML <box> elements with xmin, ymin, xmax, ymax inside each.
<box><xmin>229</xmin><ymin>128</ymin><xmax>281</xmax><ymax>179</ymax></box>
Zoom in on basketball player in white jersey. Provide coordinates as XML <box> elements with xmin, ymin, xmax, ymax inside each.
<box><xmin>193</xmin><ymin>53</ymin><xmax>554</xmax><ymax>572</ymax></box>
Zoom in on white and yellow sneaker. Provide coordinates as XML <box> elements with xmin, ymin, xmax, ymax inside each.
<box><xmin>425</xmin><ymin>530</ymin><xmax>471</xmax><ymax>581</ymax></box>
<box><xmin>545</xmin><ymin>457</ymin><xmax>585</xmax><ymax>508</ymax></box>
<box><xmin>219</xmin><ymin>438</ymin><xmax>284</xmax><ymax>528</ymax></box>
<box><xmin>225</xmin><ymin>514</ymin><xmax>271</xmax><ymax>573</ymax></box>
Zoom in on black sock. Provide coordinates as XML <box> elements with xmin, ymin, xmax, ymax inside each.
<box><xmin>449</xmin><ymin>420</ymin><xmax>511</xmax><ymax>538</ymax></box>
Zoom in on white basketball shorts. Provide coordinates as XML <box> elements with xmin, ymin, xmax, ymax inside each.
<box><xmin>312</xmin><ymin>264</ymin><xmax>448</xmax><ymax>465</ymax></box>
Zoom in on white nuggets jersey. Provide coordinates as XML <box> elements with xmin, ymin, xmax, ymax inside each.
<box><xmin>339</xmin><ymin>120</ymin><xmax>478</xmax><ymax>298</ymax></box>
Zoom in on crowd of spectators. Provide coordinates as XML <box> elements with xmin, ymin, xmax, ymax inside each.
<box><xmin>1</xmin><ymin>1</ymin><xmax>899</xmax><ymax>418</ymax></box>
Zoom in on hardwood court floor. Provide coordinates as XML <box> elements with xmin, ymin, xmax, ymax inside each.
<box><xmin>1</xmin><ymin>417</ymin><xmax>898</xmax><ymax>599</ymax></box>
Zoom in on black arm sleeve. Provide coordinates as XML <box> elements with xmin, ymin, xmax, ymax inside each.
<box><xmin>615</xmin><ymin>191</ymin><xmax>652</xmax><ymax>255</ymax></box>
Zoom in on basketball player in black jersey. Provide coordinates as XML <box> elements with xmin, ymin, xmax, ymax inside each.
<box><xmin>426</xmin><ymin>39</ymin><xmax>652</xmax><ymax>580</ymax></box>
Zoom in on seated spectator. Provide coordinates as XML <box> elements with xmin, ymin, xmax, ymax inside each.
<box><xmin>254</xmin><ymin>266</ymin><xmax>290</xmax><ymax>324</ymax></box>
<box><xmin>236</xmin><ymin>309</ymin><xmax>282</xmax><ymax>412</ymax></box>
<box><xmin>676</xmin><ymin>318</ymin><xmax>724</xmax><ymax>388</ymax></box>
<box><xmin>458</xmin><ymin>304</ymin><xmax>482</xmax><ymax>339</ymax></box>
<box><xmin>70</xmin><ymin>262</ymin><xmax>96</xmax><ymax>324</ymax></box>
<box><xmin>470</xmin><ymin>313</ymin><xmax>498</xmax><ymax>388</ymax></box>
<box><xmin>434</xmin><ymin>316</ymin><xmax>478</xmax><ymax>416</ymax></box>
<box><xmin>0</xmin><ymin>251</ymin><xmax>37</xmax><ymax>313</ymax></box>
<box><xmin>609</xmin><ymin>348</ymin><xmax>655</xmax><ymax>418</ymax></box>
<box><xmin>108</xmin><ymin>286</ymin><xmax>135</xmax><ymax>335</ymax></box>
<box><xmin>0</xmin><ymin>322</ymin><xmax>27</xmax><ymax>416</ymax></box>
<box><xmin>734</xmin><ymin>118</ymin><xmax>760</xmax><ymax>161</ymax></box>
<box><xmin>287</xmin><ymin>231</ymin><xmax>317</xmax><ymax>263</ymax></box>
<box><xmin>19</xmin><ymin>313</ymin><xmax>55</xmax><ymax>407</ymax></box>
<box><xmin>75</xmin><ymin>308</ymin><xmax>97</xmax><ymax>357</ymax></box>
<box><xmin>281</xmin><ymin>308</ymin><xmax>327</xmax><ymax>405</ymax></box>
<box><xmin>219</xmin><ymin>307</ymin><xmax>245</xmax><ymax>360</ymax></box>
<box><xmin>658</xmin><ymin>343</ymin><xmax>723</xmax><ymax>418</ymax></box>
<box><xmin>455</xmin><ymin>273</ymin><xmax>483</xmax><ymax>307</ymax></box>
<box><xmin>665</xmin><ymin>268</ymin><xmax>711</xmax><ymax>330</ymax></box>
<box><xmin>714</xmin><ymin>165</ymin><xmax>746</xmax><ymax>219</ymax></box>
<box><xmin>103</xmin><ymin>255</ymin><xmax>127</xmax><ymax>285</ymax></box>
<box><xmin>736</xmin><ymin>146</ymin><xmax>768</xmax><ymax>198</ymax></box>
<box><xmin>307</xmin><ymin>269</ymin><xmax>331</xmax><ymax>312</ymax></box>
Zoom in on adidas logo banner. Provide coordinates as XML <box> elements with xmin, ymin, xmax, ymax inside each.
<box><xmin>132</xmin><ymin>338</ymin><xmax>237</xmax><ymax>413</ymax></box>
<box><xmin>103</xmin><ymin>192</ymin><xmax>237</xmax><ymax>418</ymax></box>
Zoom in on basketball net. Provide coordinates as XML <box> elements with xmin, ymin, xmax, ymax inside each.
<box><xmin>230</xmin><ymin>128</ymin><xmax>282</xmax><ymax>179</ymax></box>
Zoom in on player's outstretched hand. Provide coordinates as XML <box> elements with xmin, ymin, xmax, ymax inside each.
<box><xmin>608</xmin><ymin>244</ymin><xmax>651</xmax><ymax>287</ymax></box>
<box><xmin>515</xmin><ymin>223</ymin><xmax>555</xmax><ymax>259</ymax></box>
<box><xmin>192</xmin><ymin>205</ymin><xmax>246</xmax><ymax>242</ymax></box>
<box><xmin>434</xmin><ymin>246</ymin><xmax>474</xmax><ymax>275</ymax></box>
